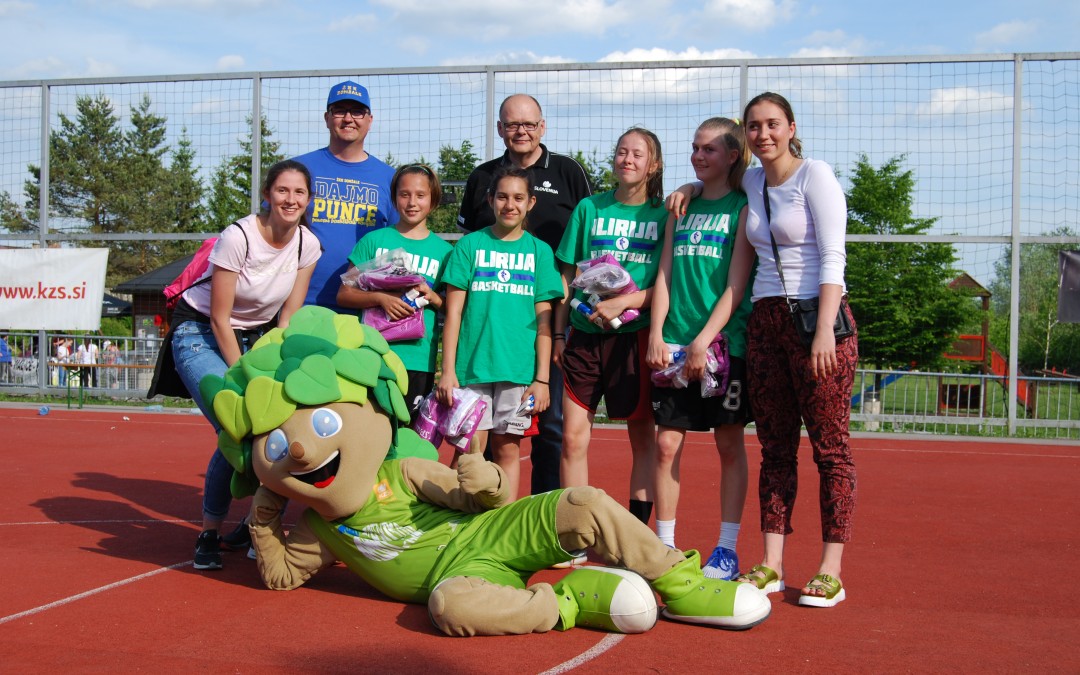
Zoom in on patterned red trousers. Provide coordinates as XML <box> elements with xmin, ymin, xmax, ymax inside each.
<box><xmin>747</xmin><ymin>297</ymin><xmax>858</xmax><ymax>543</ymax></box>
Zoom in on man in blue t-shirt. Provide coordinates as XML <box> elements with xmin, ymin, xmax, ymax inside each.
<box><xmin>293</xmin><ymin>81</ymin><xmax>397</xmax><ymax>312</ymax></box>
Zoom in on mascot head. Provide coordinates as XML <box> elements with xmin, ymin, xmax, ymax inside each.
<box><xmin>201</xmin><ymin>305</ymin><xmax>435</xmax><ymax>520</ymax></box>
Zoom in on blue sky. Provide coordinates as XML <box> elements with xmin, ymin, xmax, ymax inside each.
<box><xmin>1</xmin><ymin>0</ymin><xmax>1077</xmax><ymax>81</ymax></box>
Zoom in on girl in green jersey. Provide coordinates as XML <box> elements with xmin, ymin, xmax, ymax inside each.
<box><xmin>337</xmin><ymin>164</ymin><xmax>452</xmax><ymax>422</ymax></box>
<box><xmin>647</xmin><ymin>117</ymin><xmax>754</xmax><ymax>580</ymax></box>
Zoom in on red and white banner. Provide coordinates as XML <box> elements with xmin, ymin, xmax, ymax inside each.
<box><xmin>0</xmin><ymin>249</ymin><xmax>109</xmax><ymax>330</ymax></box>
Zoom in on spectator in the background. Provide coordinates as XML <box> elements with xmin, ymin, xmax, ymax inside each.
<box><xmin>0</xmin><ymin>335</ymin><xmax>12</xmax><ymax>383</ymax></box>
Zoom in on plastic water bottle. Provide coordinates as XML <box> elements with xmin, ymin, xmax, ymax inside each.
<box><xmin>402</xmin><ymin>288</ymin><xmax>430</xmax><ymax>310</ymax></box>
<box><xmin>145</xmin><ymin>404</ymin><xmax>163</xmax><ymax>412</ymax></box>
<box><xmin>515</xmin><ymin>394</ymin><xmax>536</xmax><ymax>416</ymax></box>
<box><xmin>38</xmin><ymin>405</ymin><xmax>50</xmax><ymax>416</ymax></box>
<box><xmin>570</xmin><ymin>298</ymin><xmax>623</xmax><ymax>329</ymax></box>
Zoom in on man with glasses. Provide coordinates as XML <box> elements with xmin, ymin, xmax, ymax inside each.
<box><xmin>458</xmin><ymin>94</ymin><xmax>592</xmax><ymax>495</ymax></box>
<box><xmin>293</xmin><ymin>80</ymin><xmax>397</xmax><ymax>313</ymax></box>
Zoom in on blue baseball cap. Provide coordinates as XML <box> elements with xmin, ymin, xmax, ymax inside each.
<box><xmin>327</xmin><ymin>81</ymin><xmax>371</xmax><ymax>110</ymax></box>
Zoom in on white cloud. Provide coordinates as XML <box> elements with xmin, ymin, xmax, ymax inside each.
<box><xmin>919</xmin><ymin>87</ymin><xmax>1014</xmax><ymax>117</ymax></box>
<box><xmin>327</xmin><ymin>13</ymin><xmax>377</xmax><ymax>32</ymax></box>
<box><xmin>216</xmin><ymin>54</ymin><xmax>245</xmax><ymax>71</ymax></box>
<box><xmin>371</xmin><ymin>0</ymin><xmax>639</xmax><ymax>39</ymax></box>
<box><xmin>84</xmin><ymin>57</ymin><xmax>120</xmax><ymax>78</ymax></box>
<box><xmin>789</xmin><ymin>29</ymin><xmax>869</xmax><ymax>58</ymax></box>
<box><xmin>600</xmin><ymin>46</ymin><xmax>757</xmax><ymax>62</ymax></box>
<box><xmin>5</xmin><ymin>56</ymin><xmax>66</xmax><ymax>79</ymax></box>
<box><xmin>698</xmin><ymin>0</ymin><xmax>796</xmax><ymax>30</ymax></box>
<box><xmin>440</xmin><ymin>51</ymin><xmax>575</xmax><ymax>67</ymax></box>
<box><xmin>974</xmin><ymin>20</ymin><xmax>1038</xmax><ymax>50</ymax></box>
<box><xmin>109</xmin><ymin>0</ymin><xmax>275</xmax><ymax>8</ymax></box>
<box><xmin>398</xmin><ymin>36</ymin><xmax>429</xmax><ymax>56</ymax></box>
<box><xmin>0</xmin><ymin>0</ymin><xmax>32</xmax><ymax>17</ymax></box>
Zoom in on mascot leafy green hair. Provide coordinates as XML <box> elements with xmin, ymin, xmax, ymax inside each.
<box><xmin>199</xmin><ymin>305</ymin><xmax>433</xmax><ymax>499</ymax></box>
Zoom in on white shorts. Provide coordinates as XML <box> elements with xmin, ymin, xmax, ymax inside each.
<box><xmin>465</xmin><ymin>382</ymin><xmax>532</xmax><ymax>435</ymax></box>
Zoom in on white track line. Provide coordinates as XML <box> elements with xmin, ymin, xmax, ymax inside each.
<box><xmin>0</xmin><ymin>518</ymin><xmax>196</xmax><ymax>527</ymax></box>
<box><xmin>538</xmin><ymin>634</ymin><xmax>625</xmax><ymax>675</ymax></box>
<box><xmin>0</xmin><ymin>561</ymin><xmax>190</xmax><ymax>626</ymax></box>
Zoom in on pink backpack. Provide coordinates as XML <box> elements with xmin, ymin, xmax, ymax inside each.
<box><xmin>164</xmin><ymin>236</ymin><xmax>222</xmax><ymax>309</ymax></box>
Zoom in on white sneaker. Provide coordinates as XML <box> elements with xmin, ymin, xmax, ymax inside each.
<box><xmin>552</xmin><ymin>550</ymin><xmax>588</xmax><ymax>569</ymax></box>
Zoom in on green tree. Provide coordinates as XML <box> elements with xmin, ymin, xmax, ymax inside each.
<box><xmin>845</xmin><ymin>155</ymin><xmax>973</xmax><ymax>383</ymax></box>
<box><xmin>0</xmin><ymin>190</ymin><xmax>33</xmax><ymax>234</ymax></box>
<box><xmin>169</xmin><ymin>130</ymin><xmax>208</xmax><ymax>234</ymax></box>
<box><xmin>206</xmin><ymin>115</ymin><xmax>284</xmax><ymax>227</ymax></box>
<box><xmin>570</xmin><ymin>149</ymin><xmax>616</xmax><ymax>193</ymax></box>
<box><xmin>115</xmin><ymin>94</ymin><xmax>173</xmax><ymax>280</ymax></box>
<box><xmin>26</xmin><ymin>94</ymin><xmax>126</xmax><ymax>233</ymax></box>
<box><xmin>430</xmin><ymin>140</ymin><xmax>480</xmax><ymax>234</ymax></box>
<box><xmin>988</xmin><ymin>226</ymin><xmax>1080</xmax><ymax>372</ymax></box>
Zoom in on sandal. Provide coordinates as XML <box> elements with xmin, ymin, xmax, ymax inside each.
<box><xmin>735</xmin><ymin>564</ymin><xmax>785</xmax><ymax>594</ymax></box>
<box><xmin>798</xmin><ymin>574</ymin><xmax>846</xmax><ymax>608</ymax></box>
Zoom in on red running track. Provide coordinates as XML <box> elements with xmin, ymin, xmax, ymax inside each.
<box><xmin>1</xmin><ymin>404</ymin><xmax>1078</xmax><ymax>673</ymax></box>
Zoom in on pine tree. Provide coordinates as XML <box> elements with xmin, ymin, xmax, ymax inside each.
<box><xmin>206</xmin><ymin>115</ymin><xmax>284</xmax><ymax>227</ymax></box>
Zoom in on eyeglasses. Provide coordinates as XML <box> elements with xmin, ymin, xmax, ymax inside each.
<box><xmin>501</xmin><ymin>120</ymin><xmax>541</xmax><ymax>133</ymax></box>
<box><xmin>329</xmin><ymin>107</ymin><xmax>370</xmax><ymax>119</ymax></box>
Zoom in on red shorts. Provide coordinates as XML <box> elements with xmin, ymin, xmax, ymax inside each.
<box><xmin>561</xmin><ymin>329</ymin><xmax>651</xmax><ymax>420</ymax></box>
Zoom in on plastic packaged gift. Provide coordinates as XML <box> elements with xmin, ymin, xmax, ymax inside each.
<box><xmin>651</xmin><ymin>334</ymin><xmax>730</xmax><ymax>397</ymax></box>
<box><xmin>413</xmin><ymin>388</ymin><xmax>488</xmax><ymax>451</ymax></box>
<box><xmin>570</xmin><ymin>254</ymin><xmax>641</xmax><ymax>328</ymax></box>
<box><xmin>342</xmin><ymin>248</ymin><xmax>428</xmax><ymax>342</ymax></box>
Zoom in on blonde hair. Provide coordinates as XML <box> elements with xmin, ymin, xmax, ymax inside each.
<box><xmin>696</xmin><ymin>117</ymin><xmax>750</xmax><ymax>192</ymax></box>
<box><xmin>615</xmin><ymin>126</ymin><xmax>665</xmax><ymax>206</ymax></box>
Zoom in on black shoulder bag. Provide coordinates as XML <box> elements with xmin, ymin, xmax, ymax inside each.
<box><xmin>763</xmin><ymin>182</ymin><xmax>854</xmax><ymax>347</ymax></box>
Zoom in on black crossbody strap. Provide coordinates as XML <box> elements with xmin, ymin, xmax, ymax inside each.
<box><xmin>763</xmin><ymin>182</ymin><xmax>794</xmax><ymax>303</ymax></box>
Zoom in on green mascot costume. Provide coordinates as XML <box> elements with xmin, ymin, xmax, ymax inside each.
<box><xmin>201</xmin><ymin>306</ymin><xmax>770</xmax><ymax>636</ymax></box>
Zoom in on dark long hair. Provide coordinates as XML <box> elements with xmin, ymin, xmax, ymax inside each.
<box><xmin>261</xmin><ymin>159</ymin><xmax>313</xmax><ymax>227</ymax></box>
<box><xmin>391</xmin><ymin>163</ymin><xmax>443</xmax><ymax>208</ymax></box>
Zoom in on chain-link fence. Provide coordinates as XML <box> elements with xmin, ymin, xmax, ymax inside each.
<box><xmin>2</xmin><ymin>53</ymin><xmax>1079</xmax><ymax>435</ymax></box>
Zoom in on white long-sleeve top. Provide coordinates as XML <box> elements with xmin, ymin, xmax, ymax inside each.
<box><xmin>743</xmin><ymin>159</ymin><xmax>848</xmax><ymax>302</ymax></box>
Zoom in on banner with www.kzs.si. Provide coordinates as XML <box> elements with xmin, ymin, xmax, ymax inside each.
<box><xmin>0</xmin><ymin>249</ymin><xmax>109</xmax><ymax>330</ymax></box>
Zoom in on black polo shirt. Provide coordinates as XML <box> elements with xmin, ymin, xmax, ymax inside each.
<box><xmin>456</xmin><ymin>144</ymin><xmax>592</xmax><ymax>251</ymax></box>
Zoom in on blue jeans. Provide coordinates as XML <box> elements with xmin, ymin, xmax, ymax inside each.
<box><xmin>172</xmin><ymin>321</ymin><xmax>239</xmax><ymax>524</ymax></box>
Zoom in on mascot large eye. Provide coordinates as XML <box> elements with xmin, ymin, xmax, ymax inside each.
<box><xmin>311</xmin><ymin>407</ymin><xmax>343</xmax><ymax>438</ymax></box>
<box><xmin>265</xmin><ymin>428</ymin><xmax>289</xmax><ymax>463</ymax></box>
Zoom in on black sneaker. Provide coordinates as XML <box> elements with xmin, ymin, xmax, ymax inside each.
<box><xmin>193</xmin><ymin>529</ymin><xmax>222</xmax><ymax>570</ymax></box>
<box><xmin>221</xmin><ymin>520</ymin><xmax>251</xmax><ymax>552</ymax></box>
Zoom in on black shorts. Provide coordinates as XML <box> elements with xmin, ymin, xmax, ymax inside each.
<box><xmin>651</xmin><ymin>357</ymin><xmax>750</xmax><ymax>431</ymax></box>
<box><xmin>562</xmin><ymin>329</ymin><xmax>651</xmax><ymax>420</ymax></box>
<box><xmin>405</xmin><ymin>370</ymin><xmax>435</xmax><ymax>424</ymax></box>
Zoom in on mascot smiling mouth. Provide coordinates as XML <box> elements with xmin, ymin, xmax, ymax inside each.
<box><xmin>291</xmin><ymin>451</ymin><xmax>341</xmax><ymax>489</ymax></box>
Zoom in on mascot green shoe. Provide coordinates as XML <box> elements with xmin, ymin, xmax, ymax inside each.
<box><xmin>553</xmin><ymin>567</ymin><xmax>658</xmax><ymax>633</ymax></box>
<box><xmin>650</xmin><ymin>550</ymin><xmax>771</xmax><ymax>630</ymax></box>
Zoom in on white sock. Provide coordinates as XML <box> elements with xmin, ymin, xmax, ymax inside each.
<box><xmin>718</xmin><ymin>522</ymin><xmax>740</xmax><ymax>551</ymax></box>
<box><xmin>656</xmin><ymin>519</ymin><xmax>676</xmax><ymax>548</ymax></box>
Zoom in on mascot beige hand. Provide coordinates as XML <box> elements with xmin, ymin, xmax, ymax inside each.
<box><xmin>250</xmin><ymin>485</ymin><xmax>287</xmax><ymax>527</ymax></box>
<box><xmin>456</xmin><ymin>453</ymin><xmax>504</xmax><ymax>498</ymax></box>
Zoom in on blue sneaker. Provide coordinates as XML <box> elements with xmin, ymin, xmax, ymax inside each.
<box><xmin>703</xmin><ymin>546</ymin><xmax>739</xmax><ymax>580</ymax></box>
